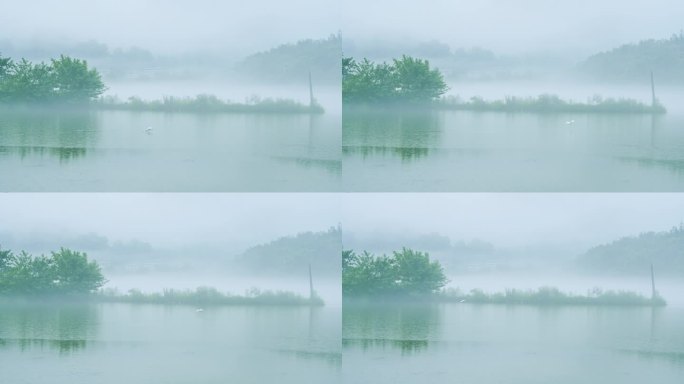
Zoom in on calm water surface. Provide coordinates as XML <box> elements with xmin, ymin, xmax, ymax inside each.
<box><xmin>343</xmin><ymin>302</ymin><xmax>684</xmax><ymax>383</ymax></box>
<box><xmin>0</xmin><ymin>302</ymin><xmax>341</xmax><ymax>383</ymax></box>
<box><xmin>0</xmin><ymin>109</ymin><xmax>340</xmax><ymax>191</ymax></box>
<box><xmin>343</xmin><ymin>109</ymin><xmax>684</xmax><ymax>191</ymax></box>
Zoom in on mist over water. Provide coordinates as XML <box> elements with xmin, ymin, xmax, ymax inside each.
<box><xmin>342</xmin><ymin>194</ymin><xmax>684</xmax><ymax>383</ymax></box>
<box><xmin>2</xmin><ymin>0</ymin><xmax>684</xmax><ymax>383</ymax></box>
<box><xmin>0</xmin><ymin>303</ymin><xmax>341</xmax><ymax>384</ymax></box>
<box><xmin>0</xmin><ymin>194</ymin><xmax>342</xmax><ymax>382</ymax></box>
<box><xmin>0</xmin><ymin>109</ymin><xmax>341</xmax><ymax>191</ymax></box>
<box><xmin>343</xmin><ymin>303</ymin><xmax>684</xmax><ymax>384</ymax></box>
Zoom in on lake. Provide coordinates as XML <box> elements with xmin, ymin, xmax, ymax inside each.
<box><xmin>0</xmin><ymin>109</ymin><xmax>340</xmax><ymax>191</ymax></box>
<box><xmin>0</xmin><ymin>302</ymin><xmax>341</xmax><ymax>383</ymax></box>
<box><xmin>343</xmin><ymin>108</ymin><xmax>684</xmax><ymax>191</ymax></box>
<box><xmin>342</xmin><ymin>302</ymin><xmax>684</xmax><ymax>384</ymax></box>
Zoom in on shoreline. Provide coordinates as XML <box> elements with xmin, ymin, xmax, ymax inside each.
<box><xmin>343</xmin><ymin>287</ymin><xmax>666</xmax><ymax>307</ymax></box>
<box><xmin>0</xmin><ymin>288</ymin><xmax>325</xmax><ymax>307</ymax></box>
<box><xmin>344</xmin><ymin>96</ymin><xmax>666</xmax><ymax>115</ymax></box>
<box><xmin>0</xmin><ymin>99</ymin><xmax>325</xmax><ymax>115</ymax></box>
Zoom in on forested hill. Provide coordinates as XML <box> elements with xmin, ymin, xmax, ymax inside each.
<box><xmin>233</xmin><ymin>227</ymin><xmax>341</xmax><ymax>277</ymax></box>
<box><xmin>577</xmin><ymin>225</ymin><xmax>684</xmax><ymax>275</ymax></box>
<box><xmin>236</xmin><ymin>35</ymin><xmax>341</xmax><ymax>84</ymax></box>
<box><xmin>579</xmin><ymin>32</ymin><xmax>684</xmax><ymax>83</ymax></box>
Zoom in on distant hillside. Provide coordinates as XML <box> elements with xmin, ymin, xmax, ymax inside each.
<box><xmin>579</xmin><ymin>32</ymin><xmax>684</xmax><ymax>83</ymax></box>
<box><xmin>344</xmin><ymin>39</ymin><xmax>569</xmax><ymax>81</ymax></box>
<box><xmin>343</xmin><ymin>231</ymin><xmax>497</xmax><ymax>274</ymax></box>
<box><xmin>577</xmin><ymin>225</ymin><xmax>684</xmax><ymax>275</ymax></box>
<box><xmin>236</xmin><ymin>35</ymin><xmax>341</xmax><ymax>84</ymax></box>
<box><xmin>234</xmin><ymin>227</ymin><xmax>340</xmax><ymax>277</ymax></box>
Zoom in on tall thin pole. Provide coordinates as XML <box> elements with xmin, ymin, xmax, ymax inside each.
<box><xmin>650</xmin><ymin>263</ymin><xmax>657</xmax><ymax>300</ymax></box>
<box><xmin>308</xmin><ymin>71</ymin><xmax>314</xmax><ymax>107</ymax></box>
<box><xmin>308</xmin><ymin>263</ymin><xmax>314</xmax><ymax>300</ymax></box>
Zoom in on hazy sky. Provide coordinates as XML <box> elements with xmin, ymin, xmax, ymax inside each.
<box><xmin>343</xmin><ymin>0</ymin><xmax>684</xmax><ymax>57</ymax></box>
<box><xmin>0</xmin><ymin>0</ymin><xmax>338</xmax><ymax>55</ymax></box>
<box><xmin>0</xmin><ymin>193</ymin><xmax>340</xmax><ymax>249</ymax></box>
<box><xmin>342</xmin><ymin>194</ymin><xmax>684</xmax><ymax>248</ymax></box>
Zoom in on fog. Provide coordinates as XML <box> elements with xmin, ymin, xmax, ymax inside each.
<box><xmin>343</xmin><ymin>0</ymin><xmax>684</xmax><ymax>58</ymax></box>
<box><xmin>0</xmin><ymin>193</ymin><xmax>339</xmax><ymax>247</ymax></box>
<box><xmin>0</xmin><ymin>193</ymin><xmax>342</xmax><ymax>304</ymax></box>
<box><xmin>343</xmin><ymin>194</ymin><xmax>684</xmax><ymax>306</ymax></box>
<box><xmin>0</xmin><ymin>0</ymin><xmax>338</xmax><ymax>56</ymax></box>
<box><xmin>343</xmin><ymin>193</ymin><xmax>684</xmax><ymax>249</ymax></box>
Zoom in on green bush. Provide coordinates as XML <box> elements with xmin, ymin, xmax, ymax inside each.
<box><xmin>343</xmin><ymin>248</ymin><xmax>448</xmax><ymax>297</ymax></box>
<box><xmin>0</xmin><ymin>247</ymin><xmax>106</xmax><ymax>295</ymax></box>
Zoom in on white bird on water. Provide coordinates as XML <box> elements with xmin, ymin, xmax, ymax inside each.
<box><xmin>565</xmin><ymin>120</ymin><xmax>575</xmax><ymax>125</ymax></box>
<box><xmin>145</xmin><ymin>126</ymin><xmax>153</xmax><ymax>134</ymax></box>
<box><xmin>195</xmin><ymin>308</ymin><xmax>204</xmax><ymax>313</ymax></box>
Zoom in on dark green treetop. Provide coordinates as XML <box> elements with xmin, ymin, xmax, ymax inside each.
<box><xmin>343</xmin><ymin>55</ymin><xmax>449</xmax><ymax>104</ymax></box>
<box><xmin>0</xmin><ymin>247</ymin><xmax>106</xmax><ymax>295</ymax></box>
<box><xmin>0</xmin><ymin>53</ymin><xmax>106</xmax><ymax>103</ymax></box>
<box><xmin>343</xmin><ymin>247</ymin><xmax>448</xmax><ymax>297</ymax></box>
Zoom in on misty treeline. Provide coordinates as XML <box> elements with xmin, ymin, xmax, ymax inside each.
<box><xmin>99</xmin><ymin>287</ymin><xmax>323</xmax><ymax>306</ymax></box>
<box><xmin>579</xmin><ymin>224</ymin><xmax>684</xmax><ymax>275</ymax></box>
<box><xmin>347</xmin><ymin>31</ymin><xmax>684</xmax><ymax>84</ymax></box>
<box><xmin>97</xmin><ymin>94</ymin><xmax>323</xmax><ymax>114</ymax></box>
<box><xmin>438</xmin><ymin>93</ymin><xmax>666</xmax><ymax>114</ymax></box>
<box><xmin>238</xmin><ymin>34</ymin><xmax>340</xmax><ymax>84</ymax></box>
<box><xmin>1</xmin><ymin>35</ymin><xmax>341</xmax><ymax>84</ymax></box>
<box><xmin>581</xmin><ymin>31</ymin><xmax>684</xmax><ymax>83</ymax></box>
<box><xmin>0</xmin><ymin>54</ymin><xmax>105</xmax><ymax>103</ymax></box>
<box><xmin>342</xmin><ymin>248</ymin><xmax>448</xmax><ymax>297</ymax></box>
<box><xmin>236</xmin><ymin>226</ymin><xmax>340</xmax><ymax>277</ymax></box>
<box><xmin>341</xmin><ymin>245</ymin><xmax>667</xmax><ymax>306</ymax></box>
<box><xmin>439</xmin><ymin>287</ymin><xmax>665</xmax><ymax>307</ymax></box>
<box><xmin>342</xmin><ymin>53</ymin><xmax>665</xmax><ymax>113</ymax></box>
<box><xmin>342</xmin><ymin>55</ymin><xmax>449</xmax><ymax>103</ymax></box>
<box><xmin>0</xmin><ymin>247</ymin><xmax>106</xmax><ymax>295</ymax></box>
<box><xmin>345</xmin><ymin>39</ymin><xmax>520</xmax><ymax>81</ymax></box>
<box><xmin>0</xmin><ymin>245</ymin><xmax>324</xmax><ymax>306</ymax></box>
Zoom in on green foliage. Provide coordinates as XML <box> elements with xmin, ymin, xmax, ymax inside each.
<box><xmin>439</xmin><ymin>286</ymin><xmax>666</xmax><ymax>306</ymax></box>
<box><xmin>578</xmin><ymin>224</ymin><xmax>684</xmax><ymax>275</ymax></box>
<box><xmin>343</xmin><ymin>248</ymin><xmax>448</xmax><ymax>297</ymax></box>
<box><xmin>98</xmin><ymin>286</ymin><xmax>323</xmax><ymax>306</ymax></box>
<box><xmin>0</xmin><ymin>247</ymin><xmax>106</xmax><ymax>295</ymax></box>
<box><xmin>438</xmin><ymin>94</ymin><xmax>666</xmax><ymax>114</ymax></box>
<box><xmin>50</xmin><ymin>55</ymin><xmax>106</xmax><ymax>101</ymax></box>
<box><xmin>96</xmin><ymin>94</ymin><xmax>324</xmax><ymax>114</ymax></box>
<box><xmin>581</xmin><ymin>32</ymin><xmax>684</xmax><ymax>83</ymax></box>
<box><xmin>343</xmin><ymin>55</ymin><xmax>449</xmax><ymax>103</ymax></box>
<box><xmin>0</xmin><ymin>53</ymin><xmax>105</xmax><ymax>103</ymax></box>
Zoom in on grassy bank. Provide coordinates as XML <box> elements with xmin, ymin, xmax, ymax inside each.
<box><xmin>95</xmin><ymin>94</ymin><xmax>325</xmax><ymax>114</ymax></box>
<box><xmin>0</xmin><ymin>95</ymin><xmax>324</xmax><ymax>114</ymax></box>
<box><xmin>97</xmin><ymin>287</ymin><xmax>324</xmax><ymax>306</ymax></box>
<box><xmin>438</xmin><ymin>286</ymin><xmax>666</xmax><ymax>306</ymax></box>
<box><xmin>344</xmin><ymin>286</ymin><xmax>666</xmax><ymax>307</ymax></box>
<box><xmin>345</xmin><ymin>94</ymin><xmax>666</xmax><ymax>114</ymax></box>
<box><xmin>0</xmin><ymin>287</ymin><xmax>324</xmax><ymax>307</ymax></box>
<box><xmin>436</xmin><ymin>94</ymin><xmax>666</xmax><ymax>114</ymax></box>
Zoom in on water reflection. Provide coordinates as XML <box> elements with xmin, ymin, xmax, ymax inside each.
<box><xmin>343</xmin><ymin>302</ymin><xmax>440</xmax><ymax>354</ymax></box>
<box><xmin>0</xmin><ymin>109</ymin><xmax>341</xmax><ymax>191</ymax></box>
<box><xmin>271</xmin><ymin>156</ymin><xmax>342</xmax><ymax>173</ymax></box>
<box><xmin>342</xmin><ymin>146</ymin><xmax>430</xmax><ymax>162</ymax></box>
<box><xmin>0</xmin><ymin>109</ymin><xmax>98</xmax><ymax>163</ymax></box>
<box><xmin>0</xmin><ymin>303</ymin><xmax>99</xmax><ymax>354</ymax></box>
<box><xmin>343</xmin><ymin>108</ymin><xmax>441</xmax><ymax>163</ymax></box>
<box><xmin>343</xmin><ymin>109</ymin><xmax>684</xmax><ymax>191</ymax></box>
<box><xmin>0</xmin><ymin>146</ymin><xmax>88</xmax><ymax>163</ymax></box>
